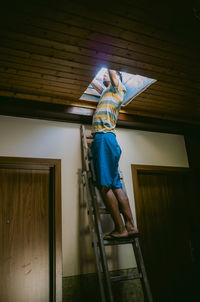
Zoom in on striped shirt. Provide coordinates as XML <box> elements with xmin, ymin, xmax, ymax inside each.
<box><xmin>91</xmin><ymin>80</ymin><xmax>126</xmax><ymax>134</ymax></box>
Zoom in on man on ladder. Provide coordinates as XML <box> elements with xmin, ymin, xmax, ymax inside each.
<box><xmin>91</xmin><ymin>69</ymin><xmax>139</xmax><ymax>239</ymax></box>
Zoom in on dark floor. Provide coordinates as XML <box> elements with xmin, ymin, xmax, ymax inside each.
<box><xmin>62</xmin><ymin>268</ymin><xmax>144</xmax><ymax>302</ymax></box>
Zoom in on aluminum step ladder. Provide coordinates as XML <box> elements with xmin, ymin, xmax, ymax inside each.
<box><xmin>80</xmin><ymin>125</ymin><xmax>153</xmax><ymax>302</ymax></box>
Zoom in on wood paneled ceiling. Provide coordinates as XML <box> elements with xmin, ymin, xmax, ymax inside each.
<box><xmin>0</xmin><ymin>0</ymin><xmax>200</xmax><ymax>125</ymax></box>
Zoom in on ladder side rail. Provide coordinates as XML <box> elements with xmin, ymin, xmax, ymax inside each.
<box><xmin>88</xmin><ymin>177</ymin><xmax>114</xmax><ymax>302</ymax></box>
<box><xmin>88</xmin><ymin>148</ymin><xmax>97</xmax><ymax>183</ymax></box>
<box><xmin>133</xmin><ymin>238</ymin><xmax>154</xmax><ymax>302</ymax></box>
<box><xmin>81</xmin><ymin>125</ymin><xmax>153</xmax><ymax>302</ymax></box>
<box><xmin>81</xmin><ymin>126</ymin><xmax>106</xmax><ymax>301</ymax></box>
<box><xmin>82</xmin><ymin>171</ymin><xmax>106</xmax><ymax>302</ymax></box>
<box><xmin>81</xmin><ymin>125</ymin><xmax>89</xmax><ymax>172</ymax></box>
<box><xmin>84</xmin><ymin>125</ymin><xmax>113</xmax><ymax>302</ymax></box>
<box><xmin>80</xmin><ymin>135</ymin><xmax>86</xmax><ymax>172</ymax></box>
<box><xmin>85</xmin><ymin>128</ymin><xmax>113</xmax><ymax>302</ymax></box>
<box><xmin>120</xmin><ymin>171</ymin><xmax>154</xmax><ymax>301</ymax></box>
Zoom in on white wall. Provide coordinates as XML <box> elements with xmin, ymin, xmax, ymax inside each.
<box><xmin>0</xmin><ymin>115</ymin><xmax>189</xmax><ymax>277</ymax></box>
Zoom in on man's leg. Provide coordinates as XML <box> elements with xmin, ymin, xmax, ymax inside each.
<box><xmin>113</xmin><ymin>188</ymin><xmax>139</xmax><ymax>235</ymax></box>
<box><xmin>100</xmin><ymin>186</ymin><xmax>128</xmax><ymax>238</ymax></box>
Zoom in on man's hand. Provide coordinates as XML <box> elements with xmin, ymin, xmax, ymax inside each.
<box><xmin>91</xmin><ymin>80</ymin><xmax>103</xmax><ymax>95</ymax></box>
<box><xmin>108</xmin><ymin>70</ymin><xmax>119</xmax><ymax>88</ymax></box>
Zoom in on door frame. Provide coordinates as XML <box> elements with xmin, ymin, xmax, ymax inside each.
<box><xmin>131</xmin><ymin>164</ymin><xmax>191</xmax><ymax>222</ymax></box>
<box><xmin>0</xmin><ymin>156</ymin><xmax>62</xmax><ymax>302</ymax></box>
<box><xmin>131</xmin><ymin>164</ymin><xmax>195</xmax><ymax>301</ymax></box>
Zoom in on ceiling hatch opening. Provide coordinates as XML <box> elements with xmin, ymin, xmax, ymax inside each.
<box><xmin>80</xmin><ymin>67</ymin><xmax>157</xmax><ymax>106</ymax></box>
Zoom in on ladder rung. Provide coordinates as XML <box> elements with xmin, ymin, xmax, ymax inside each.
<box><xmin>81</xmin><ymin>125</ymin><xmax>153</xmax><ymax>302</ymax></box>
<box><xmin>99</xmin><ymin>207</ymin><xmax>122</xmax><ymax>214</ymax></box>
<box><xmin>110</xmin><ymin>273</ymin><xmax>142</xmax><ymax>282</ymax></box>
<box><xmin>104</xmin><ymin>237</ymin><xmax>138</xmax><ymax>246</ymax></box>
<box><xmin>99</xmin><ymin>207</ymin><xmax>110</xmax><ymax>214</ymax></box>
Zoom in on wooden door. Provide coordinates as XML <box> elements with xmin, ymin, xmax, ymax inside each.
<box><xmin>0</xmin><ymin>157</ymin><xmax>62</xmax><ymax>302</ymax></box>
<box><xmin>132</xmin><ymin>165</ymin><xmax>198</xmax><ymax>302</ymax></box>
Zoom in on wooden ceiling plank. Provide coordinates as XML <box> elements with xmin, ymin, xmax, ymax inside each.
<box><xmin>12</xmin><ymin>4</ymin><xmax>200</xmax><ymax>61</ymax></box>
<box><xmin>123</xmin><ymin>0</ymin><xmax>200</xmax><ymax>46</ymax></box>
<box><xmin>0</xmin><ymin>1</ymin><xmax>199</xmax><ymax>124</ymax></box>
<box><xmin>1</xmin><ymin>95</ymin><xmax>200</xmax><ymax>130</ymax></box>
<box><xmin>0</xmin><ymin>68</ymin><xmax>88</xmax><ymax>90</ymax></box>
<box><xmin>1</xmin><ymin>52</ymin><xmax>199</xmax><ymax>99</ymax></box>
<box><xmin>0</xmin><ymin>53</ymin><xmax>93</xmax><ymax>80</ymax></box>
<box><xmin>0</xmin><ymin>46</ymin><xmax>96</xmax><ymax>74</ymax></box>
<box><xmin>130</xmin><ymin>97</ymin><xmax>200</xmax><ymax>110</ymax></box>
<box><xmin>0</xmin><ymin>71</ymin><xmax>86</xmax><ymax>91</ymax></box>
<box><xmin>135</xmin><ymin>90</ymin><xmax>200</xmax><ymax>105</ymax></box>
<box><xmin>0</xmin><ymin>48</ymin><xmax>199</xmax><ymax>106</ymax></box>
<box><xmin>0</xmin><ymin>26</ymin><xmax>199</xmax><ymax>82</ymax></box>
<box><xmin>0</xmin><ymin>39</ymin><xmax>199</xmax><ymax>91</ymax></box>
<box><xmin>142</xmin><ymin>90</ymin><xmax>200</xmax><ymax>104</ymax></box>
<box><xmin>16</xmin><ymin>1</ymin><xmax>173</xmax><ymax>39</ymax></box>
<box><xmin>1</xmin><ymin>52</ymin><xmax>198</xmax><ymax>99</ymax></box>
<box><xmin>62</xmin><ymin>2</ymin><xmax>200</xmax><ymax>52</ymax></box>
<box><xmin>1</xmin><ymin>76</ymin><xmax>198</xmax><ymax>114</ymax></box>
<box><xmin>121</xmin><ymin>107</ymin><xmax>200</xmax><ymax>124</ymax></box>
<box><xmin>103</xmin><ymin>5</ymin><xmax>195</xmax><ymax>45</ymax></box>
<box><xmin>0</xmin><ymin>78</ymin><xmax>83</xmax><ymax>96</ymax></box>
<box><xmin>130</xmin><ymin>108</ymin><xmax>200</xmax><ymax>121</ymax></box>
<box><xmin>0</xmin><ymin>27</ymin><xmax>196</xmax><ymax>76</ymax></box>
<box><xmin>0</xmin><ymin>88</ymin><xmax>198</xmax><ymax>126</ymax></box>
<box><xmin>0</xmin><ymin>89</ymin><xmax>198</xmax><ymax>125</ymax></box>
<box><xmin>147</xmin><ymin>82</ymin><xmax>200</xmax><ymax>99</ymax></box>
<box><xmin>0</xmin><ymin>86</ymin><xmax>82</xmax><ymax>103</ymax></box>
<box><xmin>11</xmin><ymin>22</ymin><xmax>198</xmax><ymax>73</ymax></box>
<box><xmin>0</xmin><ymin>35</ymin><xmax>190</xmax><ymax>82</ymax></box>
<box><xmin>2</xmin><ymin>8</ymin><xmax>199</xmax><ymax>73</ymax></box>
<box><xmin>129</xmin><ymin>98</ymin><xmax>200</xmax><ymax>112</ymax></box>
<box><xmin>0</xmin><ymin>64</ymin><xmax>89</xmax><ymax>86</ymax></box>
<box><xmin>128</xmin><ymin>106</ymin><xmax>198</xmax><ymax>117</ymax></box>
<box><xmin>0</xmin><ymin>90</ymin><xmax>93</xmax><ymax>107</ymax></box>
<box><xmin>0</xmin><ymin>52</ymin><xmax>199</xmax><ymax>107</ymax></box>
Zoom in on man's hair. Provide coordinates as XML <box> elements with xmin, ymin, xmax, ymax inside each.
<box><xmin>116</xmin><ymin>71</ymin><xmax>123</xmax><ymax>83</ymax></box>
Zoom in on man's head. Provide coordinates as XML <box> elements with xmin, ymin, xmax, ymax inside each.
<box><xmin>103</xmin><ymin>70</ymin><xmax>122</xmax><ymax>87</ymax></box>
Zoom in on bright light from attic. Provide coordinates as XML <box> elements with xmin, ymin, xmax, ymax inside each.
<box><xmin>80</xmin><ymin>67</ymin><xmax>157</xmax><ymax>106</ymax></box>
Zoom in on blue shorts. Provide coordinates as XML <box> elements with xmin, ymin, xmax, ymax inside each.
<box><xmin>91</xmin><ymin>132</ymin><xmax>122</xmax><ymax>189</ymax></box>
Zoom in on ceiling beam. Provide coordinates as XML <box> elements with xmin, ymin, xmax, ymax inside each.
<box><xmin>0</xmin><ymin>96</ymin><xmax>199</xmax><ymax>135</ymax></box>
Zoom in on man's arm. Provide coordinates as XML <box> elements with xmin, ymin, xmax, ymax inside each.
<box><xmin>108</xmin><ymin>69</ymin><xmax>119</xmax><ymax>88</ymax></box>
<box><xmin>91</xmin><ymin>80</ymin><xmax>103</xmax><ymax>95</ymax></box>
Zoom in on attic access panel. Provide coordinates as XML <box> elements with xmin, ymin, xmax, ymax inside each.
<box><xmin>80</xmin><ymin>67</ymin><xmax>157</xmax><ymax>106</ymax></box>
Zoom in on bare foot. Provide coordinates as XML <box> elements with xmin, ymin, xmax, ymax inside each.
<box><xmin>127</xmin><ymin>226</ymin><xmax>139</xmax><ymax>236</ymax></box>
<box><xmin>125</xmin><ymin>221</ymin><xmax>139</xmax><ymax>236</ymax></box>
<box><xmin>104</xmin><ymin>229</ymin><xmax>129</xmax><ymax>240</ymax></box>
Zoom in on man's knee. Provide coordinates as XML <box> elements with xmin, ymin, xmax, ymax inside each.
<box><xmin>100</xmin><ymin>185</ymin><xmax>110</xmax><ymax>195</ymax></box>
<box><xmin>113</xmin><ymin>188</ymin><xmax>128</xmax><ymax>200</ymax></box>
